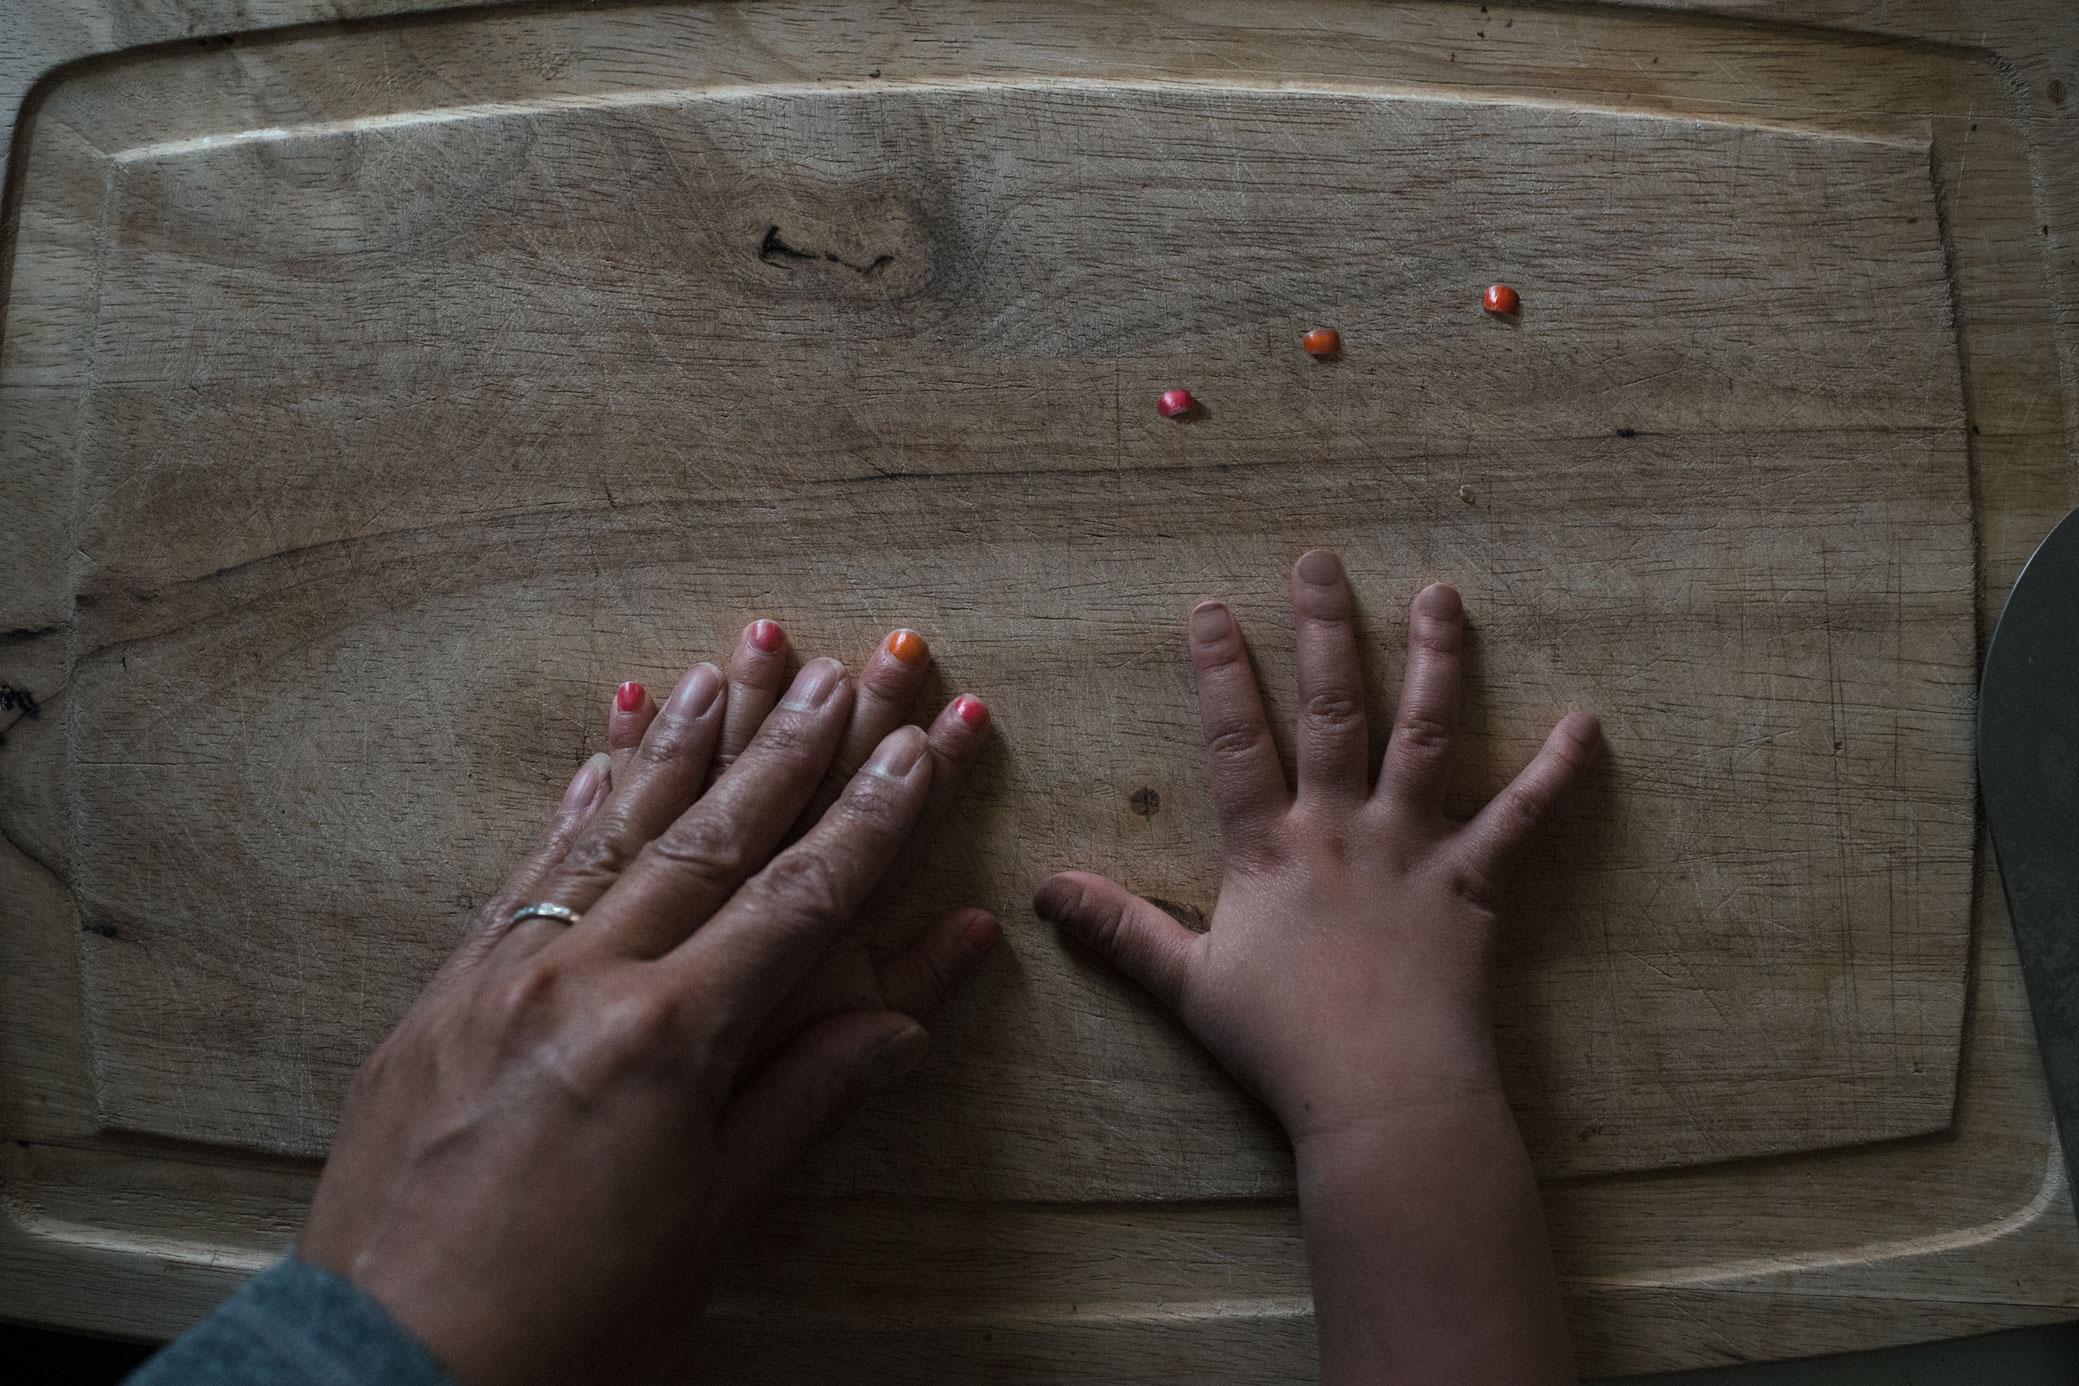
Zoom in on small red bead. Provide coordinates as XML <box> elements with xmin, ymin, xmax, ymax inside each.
<box><xmin>953</xmin><ymin>694</ymin><xmax>990</xmax><ymax>730</ymax></box>
<box><xmin>615</xmin><ymin>680</ymin><xmax>645</xmax><ymax>713</ymax></box>
<box><xmin>1157</xmin><ymin>388</ymin><xmax>1196</xmax><ymax>419</ymax></box>
<box><xmin>1301</xmin><ymin>327</ymin><xmax>1341</xmax><ymax>358</ymax></box>
<box><xmin>748</xmin><ymin>619</ymin><xmax>785</xmax><ymax>654</ymax></box>
<box><xmin>1482</xmin><ymin>283</ymin><xmax>1521</xmax><ymax>316</ymax></box>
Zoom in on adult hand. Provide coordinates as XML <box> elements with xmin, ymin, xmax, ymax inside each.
<box><xmin>302</xmin><ymin>641</ymin><xmax>997</xmax><ymax>1386</ymax></box>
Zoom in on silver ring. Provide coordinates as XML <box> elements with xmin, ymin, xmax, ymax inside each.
<box><xmin>510</xmin><ymin>902</ymin><xmax>582</xmax><ymax>929</ymax></box>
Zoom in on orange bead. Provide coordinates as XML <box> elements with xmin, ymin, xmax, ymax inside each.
<box><xmin>884</xmin><ymin>628</ymin><xmax>927</xmax><ymax>667</ymax></box>
<box><xmin>1482</xmin><ymin>283</ymin><xmax>1520</xmax><ymax>316</ymax></box>
<box><xmin>1301</xmin><ymin>327</ymin><xmax>1341</xmax><ymax>358</ymax></box>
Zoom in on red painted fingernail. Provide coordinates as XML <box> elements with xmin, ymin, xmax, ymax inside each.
<box><xmin>1157</xmin><ymin>387</ymin><xmax>1196</xmax><ymax>419</ymax></box>
<box><xmin>748</xmin><ymin>619</ymin><xmax>784</xmax><ymax>654</ymax></box>
<box><xmin>615</xmin><ymin>680</ymin><xmax>645</xmax><ymax>713</ymax></box>
<box><xmin>953</xmin><ymin>694</ymin><xmax>989</xmax><ymax>730</ymax></box>
<box><xmin>1483</xmin><ymin>283</ymin><xmax>1521</xmax><ymax>316</ymax></box>
<box><xmin>1301</xmin><ymin>327</ymin><xmax>1341</xmax><ymax>358</ymax></box>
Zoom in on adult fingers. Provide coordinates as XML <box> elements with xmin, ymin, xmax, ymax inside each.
<box><xmin>658</xmin><ymin>721</ymin><xmax>932</xmax><ymax>1040</ymax></box>
<box><xmin>512</xmin><ymin>661</ymin><xmax>727</xmax><ymax>946</ymax></box>
<box><xmin>1188</xmin><ymin>601</ymin><xmax>1288</xmax><ymax>855</ymax></box>
<box><xmin>456</xmin><ymin>752</ymin><xmax>610</xmax><ymax>971</ymax></box>
<box><xmin>609</xmin><ymin>680</ymin><xmax>659</xmax><ymax>785</ymax></box>
<box><xmin>807</xmin><ymin>628</ymin><xmax>932</xmax><ymax>823</ymax></box>
<box><xmin>1290</xmin><ymin>549</ymin><xmax>1370</xmax><ymax>806</ymax></box>
<box><xmin>877</xmin><ymin>908</ymin><xmax>1003</xmax><ymax>1017</ymax></box>
<box><xmin>1033</xmin><ymin>871</ymin><xmax>1200</xmax><ymax>1015</ymax></box>
<box><xmin>572</xmin><ymin>658</ymin><xmax>855</xmax><ymax>961</ymax></box>
<box><xmin>1454</xmin><ymin>712</ymin><xmax>1603</xmax><ymax>897</ymax></box>
<box><xmin>1379</xmin><ymin>584</ymin><xmax>1465</xmax><ymax>816</ymax></box>
<box><xmin>713</xmin><ymin>619</ymin><xmax>789</xmax><ymax>783</ymax></box>
<box><xmin>712</xmin><ymin>1009</ymin><xmax>928</xmax><ymax>1230</ymax></box>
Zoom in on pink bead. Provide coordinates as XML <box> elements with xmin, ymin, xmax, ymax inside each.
<box><xmin>1157</xmin><ymin>388</ymin><xmax>1196</xmax><ymax>419</ymax></box>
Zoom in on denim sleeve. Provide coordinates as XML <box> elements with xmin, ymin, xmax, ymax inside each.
<box><xmin>126</xmin><ymin>1256</ymin><xmax>454</xmax><ymax>1386</ymax></box>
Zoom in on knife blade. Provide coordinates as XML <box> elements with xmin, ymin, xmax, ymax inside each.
<box><xmin>1981</xmin><ymin>506</ymin><xmax>2079</xmax><ymax>1202</ymax></box>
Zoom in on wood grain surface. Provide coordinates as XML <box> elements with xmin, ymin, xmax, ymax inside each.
<box><xmin>2</xmin><ymin>1</ymin><xmax>2075</xmax><ymax>1378</ymax></box>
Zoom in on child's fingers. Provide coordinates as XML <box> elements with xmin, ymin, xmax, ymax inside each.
<box><xmin>609</xmin><ymin>680</ymin><xmax>659</xmax><ymax>785</ymax></box>
<box><xmin>1034</xmin><ymin>871</ymin><xmax>1200</xmax><ymax>1014</ymax></box>
<box><xmin>857</xmin><ymin>693</ymin><xmax>993</xmax><ymax>914</ymax></box>
<box><xmin>1290</xmin><ymin>549</ymin><xmax>1370</xmax><ymax>806</ymax></box>
<box><xmin>876</xmin><ymin>908</ymin><xmax>1003</xmax><ymax>1017</ymax></box>
<box><xmin>1379</xmin><ymin>584</ymin><xmax>1465</xmax><ymax>816</ymax></box>
<box><xmin>809</xmin><ymin>629</ymin><xmax>932</xmax><ymax>823</ymax></box>
<box><xmin>712</xmin><ymin>619</ymin><xmax>789</xmax><ymax>784</ymax></box>
<box><xmin>1456</xmin><ymin>712</ymin><xmax>1603</xmax><ymax>886</ymax></box>
<box><xmin>1188</xmin><ymin>601</ymin><xmax>1289</xmax><ymax>853</ymax></box>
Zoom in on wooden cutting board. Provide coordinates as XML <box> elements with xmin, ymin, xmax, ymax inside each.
<box><xmin>2</xmin><ymin>1</ymin><xmax>2075</xmax><ymax>1377</ymax></box>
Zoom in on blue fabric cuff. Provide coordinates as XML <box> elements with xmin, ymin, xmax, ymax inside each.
<box><xmin>126</xmin><ymin>1255</ymin><xmax>454</xmax><ymax>1386</ymax></box>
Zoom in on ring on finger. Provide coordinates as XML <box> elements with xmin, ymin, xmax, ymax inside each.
<box><xmin>509</xmin><ymin>902</ymin><xmax>582</xmax><ymax>930</ymax></box>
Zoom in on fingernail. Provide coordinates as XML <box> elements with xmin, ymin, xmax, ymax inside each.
<box><xmin>1296</xmin><ymin>548</ymin><xmax>1342</xmax><ymax>585</ymax></box>
<box><xmin>664</xmin><ymin>663</ymin><xmax>722</xmax><ymax>719</ymax></box>
<box><xmin>964</xmin><ymin>912</ymin><xmax>1002</xmax><ymax>953</ymax></box>
<box><xmin>867</xmin><ymin>1024</ymin><xmax>930</xmax><ymax>1092</ymax></box>
<box><xmin>615</xmin><ymin>680</ymin><xmax>646</xmax><ymax>713</ymax></box>
<box><xmin>748</xmin><ymin>619</ymin><xmax>785</xmax><ymax>655</ymax></box>
<box><xmin>884</xmin><ymin>628</ymin><xmax>928</xmax><ymax>667</ymax></box>
<box><xmin>866</xmin><ymin>725</ymin><xmax>927</xmax><ymax>778</ymax></box>
<box><xmin>782</xmin><ymin>658</ymin><xmax>845</xmax><ymax>710</ymax></box>
<box><xmin>952</xmin><ymin>694</ymin><xmax>989</xmax><ymax>731</ymax></box>
<box><xmin>1190</xmin><ymin>602</ymin><xmax>1231</xmax><ymax>641</ymax></box>
<box><xmin>559</xmin><ymin>751</ymin><xmax>611</xmax><ymax>814</ymax></box>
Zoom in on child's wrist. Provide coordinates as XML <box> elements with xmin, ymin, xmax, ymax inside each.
<box><xmin>1285</xmin><ymin>1037</ymin><xmax>1514</xmax><ymax>1165</ymax></box>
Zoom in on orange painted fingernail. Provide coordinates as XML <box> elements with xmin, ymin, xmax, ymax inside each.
<box><xmin>615</xmin><ymin>680</ymin><xmax>645</xmax><ymax>713</ymax></box>
<box><xmin>748</xmin><ymin>619</ymin><xmax>784</xmax><ymax>654</ymax></box>
<box><xmin>1301</xmin><ymin>327</ymin><xmax>1341</xmax><ymax>357</ymax></box>
<box><xmin>1483</xmin><ymin>283</ymin><xmax>1521</xmax><ymax>316</ymax></box>
<box><xmin>885</xmin><ymin>628</ymin><xmax>927</xmax><ymax>667</ymax></box>
<box><xmin>953</xmin><ymin>694</ymin><xmax>989</xmax><ymax>730</ymax></box>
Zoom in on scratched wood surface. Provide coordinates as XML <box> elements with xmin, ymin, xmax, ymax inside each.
<box><xmin>1</xmin><ymin>2</ymin><xmax>2075</xmax><ymax>1379</ymax></box>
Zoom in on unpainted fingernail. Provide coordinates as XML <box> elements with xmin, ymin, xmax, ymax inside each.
<box><xmin>559</xmin><ymin>751</ymin><xmax>611</xmax><ymax>813</ymax></box>
<box><xmin>865</xmin><ymin>725</ymin><xmax>927</xmax><ymax>778</ymax></box>
<box><xmin>884</xmin><ymin>629</ymin><xmax>928</xmax><ymax>667</ymax></box>
<box><xmin>1190</xmin><ymin>602</ymin><xmax>1232</xmax><ymax>641</ymax></box>
<box><xmin>782</xmin><ymin>658</ymin><xmax>846</xmax><ymax>710</ymax></box>
<box><xmin>1296</xmin><ymin>548</ymin><xmax>1343</xmax><ymax>585</ymax></box>
<box><xmin>665</xmin><ymin>663</ymin><xmax>722</xmax><ymax>719</ymax></box>
<box><xmin>867</xmin><ymin>1024</ymin><xmax>930</xmax><ymax>1092</ymax></box>
<box><xmin>964</xmin><ymin>912</ymin><xmax>1002</xmax><ymax>953</ymax></box>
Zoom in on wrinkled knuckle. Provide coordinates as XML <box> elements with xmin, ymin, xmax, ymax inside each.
<box><xmin>1394</xmin><ymin>709</ymin><xmax>1455</xmax><ymax>754</ymax></box>
<box><xmin>839</xmin><ymin>768</ymin><xmax>911</xmax><ymax>823</ymax></box>
<box><xmin>1205</xmin><ymin>723</ymin><xmax>1270</xmax><ymax>765</ymax></box>
<box><xmin>1302</xmin><ymin>687</ymin><xmax>1365</xmax><ymax>734</ymax></box>
<box><xmin>638</xmin><ymin>712</ymin><xmax>703</xmax><ymax>765</ymax></box>
<box><xmin>752</xmin><ymin>714</ymin><xmax>820</xmax><ymax>760</ymax></box>
<box><xmin>558</xmin><ymin>823</ymin><xmax>636</xmax><ymax>888</ymax></box>
<box><xmin>642</xmin><ymin>815</ymin><xmax>746</xmax><ymax>891</ymax></box>
<box><xmin>760</xmin><ymin>849</ymin><xmax>853</xmax><ymax>923</ymax></box>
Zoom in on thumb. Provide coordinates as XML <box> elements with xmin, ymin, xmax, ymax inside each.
<box><xmin>1034</xmin><ymin>870</ymin><xmax>1200</xmax><ymax>1013</ymax></box>
<box><xmin>715</xmin><ymin>1010</ymin><xmax>926</xmax><ymax>1209</ymax></box>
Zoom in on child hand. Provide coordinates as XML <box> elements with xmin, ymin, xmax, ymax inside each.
<box><xmin>1035</xmin><ymin>548</ymin><xmax>1600</xmax><ymax>1154</ymax></box>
